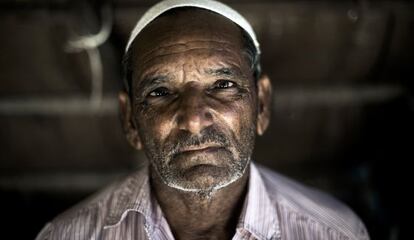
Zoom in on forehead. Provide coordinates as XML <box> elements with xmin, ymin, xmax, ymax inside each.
<box><xmin>128</xmin><ymin>8</ymin><xmax>246</xmax><ymax>73</ymax></box>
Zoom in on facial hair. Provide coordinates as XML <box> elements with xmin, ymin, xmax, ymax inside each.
<box><xmin>143</xmin><ymin>124</ymin><xmax>256</xmax><ymax>196</ymax></box>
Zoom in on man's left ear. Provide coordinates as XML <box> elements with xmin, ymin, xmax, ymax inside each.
<box><xmin>256</xmin><ymin>74</ymin><xmax>272</xmax><ymax>136</ymax></box>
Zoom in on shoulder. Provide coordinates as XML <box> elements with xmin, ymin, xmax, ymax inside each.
<box><xmin>255</xmin><ymin>164</ymin><xmax>369</xmax><ymax>240</ymax></box>
<box><xmin>35</xmin><ymin>186</ymin><xmax>113</xmax><ymax>240</ymax></box>
<box><xmin>35</xmin><ymin>168</ymin><xmax>147</xmax><ymax>240</ymax></box>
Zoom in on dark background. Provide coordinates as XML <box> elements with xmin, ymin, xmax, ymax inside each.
<box><xmin>0</xmin><ymin>0</ymin><xmax>412</xmax><ymax>239</ymax></box>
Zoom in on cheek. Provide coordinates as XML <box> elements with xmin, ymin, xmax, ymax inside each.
<box><xmin>135</xmin><ymin>107</ymin><xmax>175</xmax><ymax>144</ymax></box>
<box><xmin>157</xmin><ymin>117</ymin><xmax>175</xmax><ymax>142</ymax></box>
<box><xmin>215</xmin><ymin>97</ymin><xmax>256</xmax><ymax>137</ymax></box>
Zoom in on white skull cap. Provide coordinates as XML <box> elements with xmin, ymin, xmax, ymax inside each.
<box><xmin>125</xmin><ymin>0</ymin><xmax>260</xmax><ymax>55</ymax></box>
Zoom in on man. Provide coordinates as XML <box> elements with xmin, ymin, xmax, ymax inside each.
<box><xmin>36</xmin><ymin>0</ymin><xmax>369</xmax><ymax>239</ymax></box>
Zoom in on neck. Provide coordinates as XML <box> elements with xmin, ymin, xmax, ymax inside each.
<box><xmin>151</xmin><ymin>165</ymin><xmax>250</xmax><ymax>240</ymax></box>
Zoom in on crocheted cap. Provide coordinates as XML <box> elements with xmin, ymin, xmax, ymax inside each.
<box><xmin>125</xmin><ymin>0</ymin><xmax>260</xmax><ymax>56</ymax></box>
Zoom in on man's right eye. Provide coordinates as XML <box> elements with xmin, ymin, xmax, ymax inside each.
<box><xmin>148</xmin><ymin>87</ymin><xmax>170</xmax><ymax>97</ymax></box>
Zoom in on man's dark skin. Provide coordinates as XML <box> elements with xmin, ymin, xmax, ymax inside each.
<box><xmin>119</xmin><ymin>9</ymin><xmax>272</xmax><ymax>240</ymax></box>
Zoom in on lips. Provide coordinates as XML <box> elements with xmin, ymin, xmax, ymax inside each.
<box><xmin>172</xmin><ymin>143</ymin><xmax>226</xmax><ymax>160</ymax></box>
<box><xmin>178</xmin><ymin>146</ymin><xmax>223</xmax><ymax>155</ymax></box>
<box><xmin>170</xmin><ymin>145</ymin><xmax>225</xmax><ymax>169</ymax></box>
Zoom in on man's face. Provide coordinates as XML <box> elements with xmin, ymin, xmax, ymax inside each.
<box><xmin>128</xmin><ymin>10</ymin><xmax>259</xmax><ymax>193</ymax></box>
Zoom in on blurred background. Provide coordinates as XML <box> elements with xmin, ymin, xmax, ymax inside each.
<box><xmin>0</xmin><ymin>0</ymin><xmax>412</xmax><ymax>239</ymax></box>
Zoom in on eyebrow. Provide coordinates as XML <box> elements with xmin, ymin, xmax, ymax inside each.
<box><xmin>205</xmin><ymin>67</ymin><xmax>241</xmax><ymax>79</ymax></box>
<box><xmin>137</xmin><ymin>74</ymin><xmax>170</xmax><ymax>92</ymax></box>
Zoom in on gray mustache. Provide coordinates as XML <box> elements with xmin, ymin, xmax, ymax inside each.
<box><xmin>165</xmin><ymin>127</ymin><xmax>230</xmax><ymax>157</ymax></box>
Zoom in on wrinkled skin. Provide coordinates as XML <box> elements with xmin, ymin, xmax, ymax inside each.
<box><xmin>119</xmin><ymin>9</ymin><xmax>272</xmax><ymax>240</ymax></box>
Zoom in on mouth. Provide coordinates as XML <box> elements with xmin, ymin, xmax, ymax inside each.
<box><xmin>178</xmin><ymin>145</ymin><xmax>223</xmax><ymax>154</ymax></box>
<box><xmin>170</xmin><ymin>146</ymin><xmax>226</xmax><ymax>170</ymax></box>
<box><xmin>170</xmin><ymin>144</ymin><xmax>227</xmax><ymax>168</ymax></box>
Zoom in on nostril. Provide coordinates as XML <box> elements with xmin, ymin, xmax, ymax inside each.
<box><xmin>177</xmin><ymin>115</ymin><xmax>184</xmax><ymax>125</ymax></box>
<box><xmin>204</xmin><ymin>112</ymin><xmax>213</xmax><ymax>121</ymax></box>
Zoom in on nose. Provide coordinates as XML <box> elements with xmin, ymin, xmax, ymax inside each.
<box><xmin>176</xmin><ymin>85</ymin><xmax>214</xmax><ymax>135</ymax></box>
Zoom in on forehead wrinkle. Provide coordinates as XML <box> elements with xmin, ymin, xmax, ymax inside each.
<box><xmin>136</xmin><ymin>52</ymin><xmax>247</xmax><ymax>87</ymax></box>
<box><xmin>132</xmin><ymin>39</ymin><xmax>250</xmax><ymax>89</ymax></box>
<box><xmin>139</xmin><ymin>46</ymin><xmax>240</xmax><ymax>68</ymax></box>
<box><xmin>138</xmin><ymin>39</ymin><xmax>236</xmax><ymax>60</ymax></box>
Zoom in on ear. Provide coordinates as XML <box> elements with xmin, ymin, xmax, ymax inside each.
<box><xmin>256</xmin><ymin>74</ymin><xmax>272</xmax><ymax>136</ymax></box>
<box><xmin>118</xmin><ymin>91</ymin><xmax>142</xmax><ymax>150</ymax></box>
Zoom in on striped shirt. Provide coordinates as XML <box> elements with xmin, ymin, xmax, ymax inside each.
<box><xmin>35</xmin><ymin>163</ymin><xmax>369</xmax><ymax>240</ymax></box>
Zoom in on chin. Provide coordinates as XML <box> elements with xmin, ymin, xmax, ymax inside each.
<box><xmin>159</xmin><ymin>162</ymin><xmax>248</xmax><ymax>193</ymax></box>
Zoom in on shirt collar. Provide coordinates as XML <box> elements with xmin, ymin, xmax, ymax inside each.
<box><xmin>103</xmin><ymin>166</ymin><xmax>163</xmax><ymax>230</ymax></box>
<box><xmin>103</xmin><ymin>163</ymin><xmax>281</xmax><ymax>239</ymax></box>
<box><xmin>236</xmin><ymin>163</ymin><xmax>281</xmax><ymax>240</ymax></box>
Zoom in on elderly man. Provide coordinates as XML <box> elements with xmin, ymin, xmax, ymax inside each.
<box><xmin>36</xmin><ymin>0</ymin><xmax>369</xmax><ymax>239</ymax></box>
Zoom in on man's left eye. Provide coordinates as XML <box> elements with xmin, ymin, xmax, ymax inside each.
<box><xmin>214</xmin><ymin>80</ymin><xmax>236</xmax><ymax>89</ymax></box>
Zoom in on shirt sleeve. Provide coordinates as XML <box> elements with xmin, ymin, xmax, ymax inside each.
<box><xmin>357</xmin><ymin>220</ymin><xmax>370</xmax><ymax>240</ymax></box>
<box><xmin>35</xmin><ymin>222</ymin><xmax>53</xmax><ymax>240</ymax></box>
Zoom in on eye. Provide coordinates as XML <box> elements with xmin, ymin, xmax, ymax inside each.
<box><xmin>148</xmin><ymin>87</ymin><xmax>170</xmax><ymax>97</ymax></box>
<box><xmin>214</xmin><ymin>80</ymin><xmax>236</xmax><ymax>89</ymax></box>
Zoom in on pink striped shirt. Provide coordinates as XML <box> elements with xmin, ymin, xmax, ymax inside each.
<box><xmin>36</xmin><ymin>163</ymin><xmax>369</xmax><ymax>240</ymax></box>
